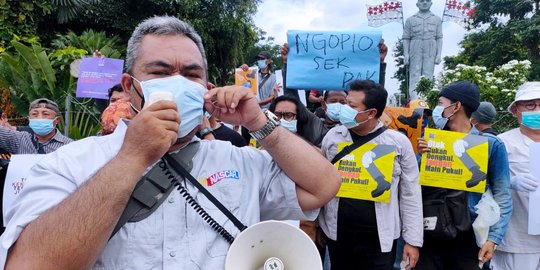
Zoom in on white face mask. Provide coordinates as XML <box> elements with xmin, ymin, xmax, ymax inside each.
<box><xmin>280</xmin><ymin>119</ymin><xmax>297</xmax><ymax>133</ymax></box>
<box><xmin>131</xmin><ymin>75</ymin><xmax>207</xmax><ymax>137</ymax></box>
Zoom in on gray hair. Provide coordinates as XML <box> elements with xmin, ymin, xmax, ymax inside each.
<box><xmin>125</xmin><ymin>16</ymin><xmax>207</xmax><ymax>74</ymax></box>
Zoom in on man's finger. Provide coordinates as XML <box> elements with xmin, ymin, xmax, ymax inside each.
<box><xmin>151</xmin><ymin>109</ymin><xmax>181</xmax><ymax>123</ymax></box>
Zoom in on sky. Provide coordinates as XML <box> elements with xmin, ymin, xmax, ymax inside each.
<box><xmin>253</xmin><ymin>0</ymin><xmax>470</xmax><ymax>99</ymax></box>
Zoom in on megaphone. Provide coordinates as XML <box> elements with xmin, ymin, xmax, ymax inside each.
<box><xmin>225</xmin><ymin>220</ymin><xmax>322</xmax><ymax>270</ymax></box>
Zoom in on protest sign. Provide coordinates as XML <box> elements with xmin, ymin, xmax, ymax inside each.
<box><xmin>286</xmin><ymin>29</ymin><xmax>381</xmax><ymax>90</ymax></box>
<box><xmin>234</xmin><ymin>66</ymin><xmax>259</xmax><ymax>96</ymax></box>
<box><xmin>420</xmin><ymin>128</ymin><xmax>488</xmax><ymax>193</ymax></box>
<box><xmin>76</xmin><ymin>57</ymin><xmax>124</xmax><ymax>99</ymax></box>
<box><xmin>380</xmin><ymin>107</ymin><xmax>427</xmax><ymax>154</ymax></box>
<box><xmin>3</xmin><ymin>154</ymin><xmax>44</xmax><ymax>224</ymax></box>
<box><xmin>528</xmin><ymin>143</ymin><xmax>540</xmax><ymax>235</ymax></box>
<box><xmin>335</xmin><ymin>143</ymin><xmax>395</xmax><ymax>202</ymax></box>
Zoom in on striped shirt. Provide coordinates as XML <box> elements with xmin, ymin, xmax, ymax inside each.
<box><xmin>0</xmin><ymin>126</ymin><xmax>73</xmax><ymax>154</ymax></box>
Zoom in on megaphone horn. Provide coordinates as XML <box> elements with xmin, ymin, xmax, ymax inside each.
<box><xmin>225</xmin><ymin>220</ymin><xmax>322</xmax><ymax>270</ymax></box>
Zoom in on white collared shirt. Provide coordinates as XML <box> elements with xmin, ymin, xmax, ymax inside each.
<box><xmin>0</xmin><ymin>121</ymin><xmax>316</xmax><ymax>269</ymax></box>
<box><xmin>318</xmin><ymin>122</ymin><xmax>424</xmax><ymax>252</ymax></box>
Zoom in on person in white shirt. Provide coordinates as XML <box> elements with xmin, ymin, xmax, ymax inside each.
<box><xmin>0</xmin><ymin>16</ymin><xmax>341</xmax><ymax>269</ymax></box>
<box><xmin>319</xmin><ymin>80</ymin><xmax>423</xmax><ymax>270</ymax></box>
<box><xmin>493</xmin><ymin>82</ymin><xmax>540</xmax><ymax>270</ymax></box>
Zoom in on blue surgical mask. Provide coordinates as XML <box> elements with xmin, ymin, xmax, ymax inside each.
<box><xmin>29</xmin><ymin>119</ymin><xmax>55</xmax><ymax>136</ymax></box>
<box><xmin>280</xmin><ymin>119</ymin><xmax>297</xmax><ymax>133</ymax></box>
<box><xmin>257</xmin><ymin>59</ymin><xmax>267</xmax><ymax>70</ymax></box>
<box><xmin>432</xmin><ymin>104</ymin><xmax>456</xmax><ymax>129</ymax></box>
<box><xmin>339</xmin><ymin>105</ymin><xmax>369</xmax><ymax>129</ymax></box>
<box><xmin>132</xmin><ymin>75</ymin><xmax>206</xmax><ymax>137</ymax></box>
<box><xmin>326</xmin><ymin>103</ymin><xmax>343</xmax><ymax>122</ymax></box>
<box><xmin>522</xmin><ymin>111</ymin><xmax>540</xmax><ymax>130</ymax></box>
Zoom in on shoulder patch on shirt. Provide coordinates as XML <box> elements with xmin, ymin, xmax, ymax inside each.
<box><xmin>201</xmin><ymin>170</ymin><xmax>240</xmax><ymax>187</ymax></box>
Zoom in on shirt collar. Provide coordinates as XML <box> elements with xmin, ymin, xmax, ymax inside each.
<box><xmin>36</xmin><ymin>129</ymin><xmax>71</xmax><ymax>144</ymax></box>
<box><xmin>336</xmin><ymin>120</ymin><xmax>384</xmax><ymax>136</ymax></box>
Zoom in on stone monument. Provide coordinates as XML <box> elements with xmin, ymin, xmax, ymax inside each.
<box><xmin>402</xmin><ymin>0</ymin><xmax>443</xmax><ymax>100</ymax></box>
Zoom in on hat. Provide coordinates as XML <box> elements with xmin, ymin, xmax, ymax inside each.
<box><xmin>29</xmin><ymin>98</ymin><xmax>61</xmax><ymax>115</ymax></box>
<box><xmin>257</xmin><ymin>51</ymin><xmax>272</xmax><ymax>60</ymax></box>
<box><xmin>507</xmin><ymin>82</ymin><xmax>540</xmax><ymax>112</ymax></box>
<box><xmin>471</xmin><ymin>101</ymin><xmax>496</xmax><ymax>124</ymax></box>
<box><xmin>439</xmin><ymin>81</ymin><xmax>480</xmax><ymax>111</ymax></box>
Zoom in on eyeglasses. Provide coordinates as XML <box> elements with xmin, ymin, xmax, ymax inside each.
<box><xmin>517</xmin><ymin>101</ymin><xmax>540</xmax><ymax>111</ymax></box>
<box><xmin>274</xmin><ymin>111</ymin><xmax>296</xmax><ymax>121</ymax></box>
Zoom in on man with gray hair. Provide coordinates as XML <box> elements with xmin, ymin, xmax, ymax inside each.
<box><xmin>0</xmin><ymin>16</ymin><xmax>340</xmax><ymax>269</ymax></box>
<box><xmin>471</xmin><ymin>101</ymin><xmax>498</xmax><ymax>135</ymax></box>
<box><xmin>403</xmin><ymin>0</ymin><xmax>443</xmax><ymax>100</ymax></box>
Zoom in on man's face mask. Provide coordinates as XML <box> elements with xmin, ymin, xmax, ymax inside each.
<box><xmin>522</xmin><ymin>111</ymin><xmax>540</xmax><ymax>130</ymax></box>
<box><xmin>280</xmin><ymin>119</ymin><xmax>297</xmax><ymax>133</ymax></box>
<box><xmin>131</xmin><ymin>75</ymin><xmax>206</xmax><ymax>137</ymax></box>
<box><xmin>432</xmin><ymin>103</ymin><xmax>456</xmax><ymax>130</ymax></box>
<box><xmin>257</xmin><ymin>59</ymin><xmax>267</xmax><ymax>70</ymax></box>
<box><xmin>29</xmin><ymin>119</ymin><xmax>55</xmax><ymax>136</ymax></box>
<box><xmin>326</xmin><ymin>103</ymin><xmax>343</xmax><ymax>122</ymax></box>
<box><xmin>339</xmin><ymin>105</ymin><xmax>371</xmax><ymax>129</ymax></box>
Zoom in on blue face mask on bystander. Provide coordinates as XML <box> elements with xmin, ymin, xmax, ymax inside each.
<box><xmin>29</xmin><ymin>119</ymin><xmax>55</xmax><ymax>136</ymax></box>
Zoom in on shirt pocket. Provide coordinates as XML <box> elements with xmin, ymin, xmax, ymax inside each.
<box><xmin>411</xmin><ymin>21</ymin><xmax>423</xmax><ymax>36</ymax></box>
<box><xmin>199</xmin><ymin>180</ymin><xmax>243</xmax><ymax>258</ymax></box>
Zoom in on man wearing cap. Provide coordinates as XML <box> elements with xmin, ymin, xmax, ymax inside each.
<box><xmin>241</xmin><ymin>51</ymin><xmax>281</xmax><ymax>110</ymax></box>
<box><xmin>0</xmin><ymin>98</ymin><xmax>73</xmax><ymax>154</ymax></box>
<box><xmin>471</xmin><ymin>101</ymin><xmax>498</xmax><ymax>135</ymax></box>
<box><xmin>416</xmin><ymin>81</ymin><xmax>512</xmax><ymax>269</ymax></box>
<box><xmin>492</xmin><ymin>82</ymin><xmax>540</xmax><ymax>270</ymax></box>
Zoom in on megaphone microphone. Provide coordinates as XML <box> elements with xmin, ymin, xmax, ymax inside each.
<box><xmin>225</xmin><ymin>220</ymin><xmax>322</xmax><ymax>270</ymax></box>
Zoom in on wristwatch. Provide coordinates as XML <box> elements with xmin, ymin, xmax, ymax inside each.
<box><xmin>249</xmin><ymin>110</ymin><xmax>281</xmax><ymax>141</ymax></box>
<box><xmin>199</xmin><ymin>127</ymin><xmax>214</xmax><ymax>138</ymax></box>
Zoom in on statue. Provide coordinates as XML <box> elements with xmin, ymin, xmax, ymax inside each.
<box><xmin>403</xmin><ymin>0</ymin><xmax>443</xmax><ymax>100</ymax></box>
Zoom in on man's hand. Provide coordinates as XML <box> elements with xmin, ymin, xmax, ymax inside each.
<box><xmin>204</xmin><ymin>86</ymin><xmax>266</xmax><ymax>132</ymax></box>
<box><xmin>240</xmin><ymin>64</ymin><xmax>249</xmax><ymax>72</ymax></box>
<box><xmin>402</xmin><ymin>243</ymin><xmax>419</xmax><ymax>270</ymax></box>
<box><xmin>1</xmin><ymin>112</ymin><xmax>15</xmax><ymax>131</ymax></box>
<box><xmin>281</xmin><ymin>43</ymin><xmax>289</xmax><ymax>63</ymax></box>
<box><xmin>478</xmin><ymin>240</ymin><xmax>496</xmax><ymax>264</ymax></box>
<box><xmin>417</xmin><ymin>138</ymin><xmax>429</xmax><ymax>154</ymax></box>
<box><xmin>119</xmin><ymin>101</ymin><xmax>179</xmax><ymax>169</ymax></box>
<box><xmin>379</xmin><ymin>39</ymin><xmax>388</xmax><ymax>62</ymax></box>
<box><xmin>435</xmin><ymin>56</ymin><xmax>442</xmax><ymax>65</ymax></box>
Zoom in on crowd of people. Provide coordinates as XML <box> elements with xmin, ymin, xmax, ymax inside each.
<box><xmin>0</xmin><ymin>14</ymin><xmax>539</xmax><ymax>270</ymax></box>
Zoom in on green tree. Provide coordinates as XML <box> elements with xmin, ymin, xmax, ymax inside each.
<box><xmin>52</xmin><ymin>30</ymin><xmax>124</xmax><ymax>58</ymax></box>
<box><xmin>40</xmin><ymin>0</ymin><xmax>261</xmax><ymax>86</ymax></box>
<box><xmin>0</xmin><ymin>0</ymin><xmax>52</xmax><ymax>51</ymax></box>
<box><xmin>392</xmin><ymin>39</ymin><xmax>409</xmax><ymax>106</ymax></box>
<box><xmin>450</xmin><ymin>0</ymin><xmax>540</xmax><ymax>80</ymax></box>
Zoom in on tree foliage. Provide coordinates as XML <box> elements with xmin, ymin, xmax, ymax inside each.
<box><xmin>0</xmin><ymin>0</ymin><xmax>52</xmax><ymax>52</ymax></box>
<box><xmin>449</xmin><ymin>0</ymin><xmax>540</xmax><ymax>80</ymax></box>
<box><xmin>391</xmin><ymin>39</ymin><xmax>409</xmax><ymax>106</ymax></box>
<box><xmin>40</xmin><ymin>0</ymin><xmax>261</xmax><ymax>86</ymax></box>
